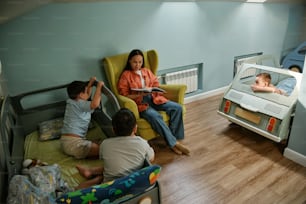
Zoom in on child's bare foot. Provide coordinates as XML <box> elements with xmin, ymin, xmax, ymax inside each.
<box><xmin>75</xmin><ymin>175</ymin><xmax>103</xmax><ymax>190</ymax></box>
<box><xmin>76</xmin><ymin>165</ymin><xmax>92</xmax><ymax>179</ymax></box>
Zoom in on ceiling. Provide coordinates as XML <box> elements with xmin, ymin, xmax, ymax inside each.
<box><xmin>0</xmin><ymin>0</ymin><xmax>305</xmax><ymax>25</ymax></box>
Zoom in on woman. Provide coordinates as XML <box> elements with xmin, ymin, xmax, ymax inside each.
<box><xmin>117</xmin><ymin>49</ymin><xmax>190</xmax><ymax>155</ymax></box>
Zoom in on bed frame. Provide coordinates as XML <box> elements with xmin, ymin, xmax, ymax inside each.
<box><xmin>218</xmin><ymin>64</ymin><xmax>302</xmax><ymax>143</ymax></box>
<box><xmin>0</xmin><ymin>84</ymin><xmax>161</xmax><ymax>203</ymax></box>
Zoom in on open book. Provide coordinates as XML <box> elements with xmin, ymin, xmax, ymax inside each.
<box><xmin>131</xmin><ymin>87</ymin><xmax>166</xmax><ymax>93</ymax></box>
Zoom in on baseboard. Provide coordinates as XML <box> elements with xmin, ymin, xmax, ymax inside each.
<box><xmin>184</xmin><ymin>86</ymin><xmax>228</xmax><ymax>104</ymax></box>
<box><xmin>283</xmin><ymin>148</ymin><xmax>306</xmax><ymax>167</ymax></box>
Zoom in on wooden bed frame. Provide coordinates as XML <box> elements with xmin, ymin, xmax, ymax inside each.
<box><xmin>0</xmin><ymin>84</ymin><xmax>161</xmax><ymax>203</ymax></box>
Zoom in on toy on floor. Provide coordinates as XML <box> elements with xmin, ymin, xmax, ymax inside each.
<box><xmin>22</xmin><ymin>159</ymin><xmax>48</xmax><ymax>175</ymax></box>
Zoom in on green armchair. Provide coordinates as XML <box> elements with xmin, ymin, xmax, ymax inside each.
<box><xmin>102</xmin><ymin>49</ymin><xmax>187</xmax><ymax>140</ymax></box>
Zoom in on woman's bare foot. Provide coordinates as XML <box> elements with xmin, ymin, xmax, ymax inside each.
<box><xmin>171</xmin><ymin>146</ymin><xmax>182</xmax><ymax>155</ymax></box>
<box><xmin>175</xmin><ymin>142</ymin><xmax>190</xmax><ymax>155</ymax></box>
<box><xmin>76</xmin><ymin>165</ymin><xmax>92</xmax><ymax>179</ymax></box>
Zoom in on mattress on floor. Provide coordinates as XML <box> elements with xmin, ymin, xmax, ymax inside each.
<box><xmin>23</xmin><ymin>122</ymin><xmax>106</xmax><ymax>189</ymax></box>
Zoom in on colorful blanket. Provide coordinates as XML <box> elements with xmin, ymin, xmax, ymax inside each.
<box><xmin>56</xmin><ymin>165</ymin><xmax>161</xmax><ymax>204</ymax></box>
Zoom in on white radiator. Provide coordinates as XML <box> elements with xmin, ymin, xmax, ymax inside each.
<box><xmin>165</xmin><ymin>68</ymin><xmax>198</xmax><ymax>93</ymax></box>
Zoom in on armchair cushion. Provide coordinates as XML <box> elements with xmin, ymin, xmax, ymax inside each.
<box><xmin>118</xmin><ymin>95</ymin><xmax>140</xmax><ymax>119</ymax></box>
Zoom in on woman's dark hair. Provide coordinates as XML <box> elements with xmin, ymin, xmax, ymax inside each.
<box><xmin>67</xmin><ymin>81</ymin><xmax>88</xmax><ymax>99</ymax></box>
<box><xmin>124</xmin><ymin>49</ymin><xmax>145</xmax><ymax>71</ymax></box>
<box><xmin>112</xmin><ymin>108</ymin><xmax>136</xmax><ymax>136</ymax></box>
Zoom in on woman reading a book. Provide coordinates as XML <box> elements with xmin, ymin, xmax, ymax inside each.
<box><xmin>117</xmin><ymin>49</ymin><xmax>190</xmax><ymax>155</ymax></box>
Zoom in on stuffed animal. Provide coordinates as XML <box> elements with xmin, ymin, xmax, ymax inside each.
<box><xmin>22</xmin><ymin>159</ymin><xmax>48</xmax><ymax>175</ymax></box>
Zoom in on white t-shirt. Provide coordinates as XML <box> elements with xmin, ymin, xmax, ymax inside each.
<box><xmin>135</xmin><ymin>70</ymin><xmax>145</xmax><ymax>88</ymax></box>
<box><xmin>99</xmin><ymin>135</ymin><xmax>155</xmax><ymax>182</ymax></box>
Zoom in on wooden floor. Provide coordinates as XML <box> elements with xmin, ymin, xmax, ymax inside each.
<box><xmin>149</xmin><ymin>94</ymin><xmax>306</xmax><ymax>204</ymax></box>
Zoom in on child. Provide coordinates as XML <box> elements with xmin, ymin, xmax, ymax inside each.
<box><xmin>61</xmin><ymin>77</ymin><xmax>104</xmax><ymax>159</ymax></box>
<box><xmin>251</xmin><ymin>67</ymin><xmax>300</xmax><ymax>96</ymax></box>
<box><xmin>75</xmin><ymin>108</ymin><xmax>155</xmax><ymax>190</ymax></box>
<box><xmin>251</xmin><ymin>72</ymin><xmax>276</xmax><ymax>92</ymax></box>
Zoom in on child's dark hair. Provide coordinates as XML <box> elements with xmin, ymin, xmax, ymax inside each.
<box><xmin>124</xmin><ymin>49</ymin><xmax>145</xmax><ymax>71</ymax></box>
<box><xmin>67</xmin><ymin>81</ymin><xmax>88</xmax><ymax>99</ymax></box>
<box><xmin>112</xmin><ymin>108</ymin><xmax>136</xmax><ymax>136</ymax></box>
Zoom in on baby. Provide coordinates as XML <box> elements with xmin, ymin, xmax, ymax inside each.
<box><xmin>251</xmin><ymin>72</ymin><xmax>282</xmax><ymax>94</ymax></box>
<box><xmin>251</xmin><ymin>71</ymin><xmax>297</xmax><ymax>96</ymax></box>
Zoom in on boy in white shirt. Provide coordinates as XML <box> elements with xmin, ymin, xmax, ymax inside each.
<box><xmin>75</xmin><ymin>108</ymin><xmax>155</xmax><ymax>190</ymax></box>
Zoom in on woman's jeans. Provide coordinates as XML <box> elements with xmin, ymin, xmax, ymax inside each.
<box><xmin>140</xmin><ymin>95</ymin><xmax>184</xmax><ymax>147</ymax></box>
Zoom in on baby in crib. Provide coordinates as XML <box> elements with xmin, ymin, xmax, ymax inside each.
<box><xmin>61</xmin><ymin>77</ymin><xmax>104</xmax><ymax>159</ymax></box>
<box><xmin>251</xmin><ymin>72</ymin><xmax>281</xmax><ymax>94</ymax></box>
<box><xmin>251</xmin><ymin>67</ymin><xmax>300</xmax><ymax>96</ymax></box>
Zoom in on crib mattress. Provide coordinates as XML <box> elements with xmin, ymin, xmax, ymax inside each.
<box><xmin>23</xmin><ymin>123</ymin><xmax>106</xmax><ymax>189</ymax></box>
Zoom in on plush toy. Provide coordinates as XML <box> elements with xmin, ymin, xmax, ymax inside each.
<box><xmin>22</xmin><ymin>159</ymin><xmax>48</xmax><ymax>175</ymax></box>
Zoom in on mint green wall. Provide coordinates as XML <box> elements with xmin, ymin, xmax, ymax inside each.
<box><xmin>0</xmin><ymin>2</ymin><xmax>305</xmax><ymax>96</ymax></box>
<box><xmin>288</xmin><ymin>59</ymin><xmax>306</xmax><ymax>156</ymax></box>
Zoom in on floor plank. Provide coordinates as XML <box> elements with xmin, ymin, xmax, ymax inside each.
<box><xmin>150</xmin><ymin>94</ymin><xmax>306</xmax><ymax>204</ymax></box>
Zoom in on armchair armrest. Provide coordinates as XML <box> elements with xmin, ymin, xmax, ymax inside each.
<box><xmin>117</xmin><ymin>95</ymin><xmax>140</xmax><ymax>119</ymax></box>
<box><xmin>160</xmin><ymin>84</ymin><xmax>187</xmax><ymax>105</ymax></box>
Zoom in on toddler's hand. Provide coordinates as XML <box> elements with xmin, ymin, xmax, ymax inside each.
<box><xmin>90</xmin><ymin>77</ymin><xmax>97</xmax><ymax>83</ymax></box>
<box><xmin>97</xmin><ymin>81</ymin><xmax>104</xmax><ymax>87</ymax></box>
<box><xmin>251</xmin><ymin>84</ymin><xmax>258</xmax><ymax>91</ymax></box>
